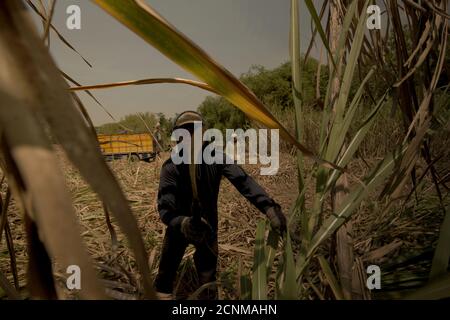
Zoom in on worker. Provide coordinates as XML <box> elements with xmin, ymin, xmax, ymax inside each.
<box><xmin>154</xmin><ymin>111</ymin><xmax>286</xmax><ymax>300</ymax></box>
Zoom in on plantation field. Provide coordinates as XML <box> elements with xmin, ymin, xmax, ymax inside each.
<box><xmin>1</xmin><ymin>147</ymin><xmax>446</xmax><ymax>299</ymax></box>
<box><xmin>1</xmin><ymin>0</ymin><xmax>448</xmax><ymax>300</ymax></box>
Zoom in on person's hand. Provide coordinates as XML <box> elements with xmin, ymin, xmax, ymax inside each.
<box><xmin>266</xmin><ymin>205</ymin><xmax>287</xmax><ymax>234</ymax></box>
<box><xmin>180</xmin><ymin>216</ymin><xmax>212</xmax><ymax>244</ymax></box>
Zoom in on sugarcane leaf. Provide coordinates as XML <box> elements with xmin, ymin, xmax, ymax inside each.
<box><xmin>290</xmin><ymin>0</ymin><xmax>306</xmax><ymax>192</ymax></box>
<box><xmin>265</xmin><ymin>228</ymin><xmax>279</xmax><ymax>277</ymax></box>
<box><xmin>318</xmin><ymin>256</ymin><xmax>344</xmax><ymax>300</ymax></box>
<box><xmin>238</xmin><ymin>256</ymin><xmax>252</xmax><ymax>300</ymax></box>
<box><xmin>430</xmin><ymin>204</ymin><xmax>450</xmax><ymax>279</ymax></box>
<box><xmin>298</xmin><ymin>0</ymin><xmax>363</xmax><ymax>277</ymax></box>
<box><xmin>304</xmin><ymin>0</ymin><xmax>336</xmax><ymax>69</ymax></box>
<box><xmin>303</xmin><ymin>145</ymin><xmax>408</xmax><ymax>264</ymax></box>
<box><xmin>4</xmin><ymin>209</ymin><xmax>19</xmax><ymax>290</ymax></box>
<box><xmin>327</xmin><ymin>68</ymin><xmax>375</xmax><ymax>164</ymax></box>
<box><xmin>325</xmin><ymin>0</ymin><xmax>370</xmax><ymax>163</ymax></box>
<box><xmin>318</xmin><ymin>0</ymin><xmax>359</xmax><ymax>152</ymax></box>
<box><xmin>252</xmin><ymin>220</ymin><xmax>267</xmax><ymax>300</ymax></box>
<box><xmin>239</xmin><ymin>275</ymin><xmax>252</xmax><ymax>300</ymax></box>
<box><xmin>0</xmin><ymin>3</ymin><xmax>106</xmax><ymax>299</ymax></box>
<box><xmin>303</xmin><ymin>0</ymin><xmax>328</xmax><ymax>65</ymax></box>
<box><xmin>323</xmin><ymin>89</ymin><xmax>390</xmax><ymax>195</ymax></box>
<box><xmin>26</xmin><ymin>0</ymin><xmax>93</xmax><ymax>67</ymax></box>
<box><xmin>278</xmin><ymin>232</ymin><xmax>297</xmax><ymax>299</ymax></box>
<box><xmin>0</xmin><ymin>0</ymin><xmax>154</xmax><ymax>298</ymax></box>
<box><xmin>69</xmin><ymin>77</ymin><xmax>217</xmax><ymax>94</ymax></box>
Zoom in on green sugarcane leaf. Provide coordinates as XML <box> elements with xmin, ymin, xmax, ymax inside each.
<box><xmin>279</xmin><ymin>232</ymin><xmax>297</xmax><ymax>299</ymax></box>
<box><xmin>239</xmin><ymin>275</ymin><xmax>252</xmax><ymax>300</ymax></box>
<box><xmin>252</xmin><ymin>220</ymin><xmax>267</xmax><ymax>300</ymax></box>
<box><xmin>327</xmin><ymin>68</ymin><xmax>376</xmax><ymax>164</ymax></box>
<box><xmin>310</xmin><ymin>146</ymin><xmax>408</xmax><ymax>257</ymax></box>
<box><xmin>323</xmin><ymin>89</ymin><xmax>390</xmax><ymax>196</ymax></box>
<box><xmin>306</xmin><ymin>0</ymin><xmax>362</xmax><ymax>252</ymax></box>
<box><xmin>304</xmin><ymin>3</ymin><xmax>371</xmax><ymax>264</ymax></box>
<box><xmin>290</xmin><ymin>0</ymin><xmax>305</xmax><ymax>172</ymax></box>
<box><xmin>325</xmin><ymin>0</ymin><xmax>370</xmax><ymax>163</ymax></box>
<box><xmin>265</xmin><ymin>228</ymin><xmax>279</xmax><ymax>277</ymax></box>
<box><xmin>297</xmin><ymin>145</ymin><xmax>408</xmax><ymax>274</ymax></box>
<box><xmin>318</xmin><ymin>0</ymin><xmax>359</xmax><ymax>151</ymax></box>
<box><xmin>318</xmin><ymin>256</ymin><xmax>344</xmax><ymax>300</ymax></box>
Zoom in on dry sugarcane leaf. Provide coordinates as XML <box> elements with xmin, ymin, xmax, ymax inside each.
<box><xmin>0</xmin><ymin>93</ymin><xmax>105</xmax><ymax>299</ymax></box>
<box><xmin>0</xmin><ymin>107</ymin><xmax>104</xmax><ymax>299</ymax></box>
<box><xmin>102</xmin><ymin>204</ymin><xmax>118</xmax><ymax>250</ymax></box>
<box><xmin>69</xmin><ymin>77</ymin><xmax>217</xmax><ymax>94</ymax></box>
<box><xmin>302</xmin><ymin>0</ymin><xmax>328</xmax><ymax>66</ymax></box>
<box><xmin>387</xmin><ymin>19</ymin><xmax>447</xmax><ymax>199</ymax></box>
<box><xmin>394</xmin><ymin>27</ymin><xmax>435</xmax><ymax>88</ymax></box>
<box><xmin>4</xmin><ymin>210</ymin><xmax>19</xmax><ymax>290</ymax></box>
<box><xmin>363</xmin><ymin>240</ymin><xmax>403</xmax><ymax>263</ymax></box>
<box><xmin>25</xmin><ymin>0</ymin><xmax>93</xmax><ymax>67</ymax></box>
<box><xmin>0</xmin><ymin>186</ymin><xmax>10</xmax><ymax>244</ymax></box>
<box><xmin>402</xmin><ymin>0</ymin><xmax>427</xmax><ymax>13</ymax></box>
<box><xmin>24</xmin><ymin>213</ymin><xmax>57</xmax><ymax>299</ymax></box>
<box><xmin>0</xmin><ymin>270</ymin><xmax>20</xmax><ymax>300</ymax></box>
<box><xmin>404</xmin><ymin>19</ymin><xmax>433</xmax><ymax>68</ymax></box>
<box><xmin>351</xmin><ymin>257</ymin><xmax>371</xmax><ymax>300</ymax></box>
<box><xmin>1</xmin><ymin>0</ymin><xmax>153</xmax><ymax>298</ymax></box>
<box><xmin>61</xmin><ymin>71</ymin><xmax>135</xmax><ymax>133</ymax></box>
<box><xmin>0</xmin><ymin>187</ymin><xmax>19</xmax><ymax>290</ymax></box>
<box><xmin>42</xmin><ymin>0</ymin><xmax>56</xmax><ymax>44</ymax></box>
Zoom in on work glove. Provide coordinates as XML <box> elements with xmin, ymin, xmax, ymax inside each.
<box><xmin>180</xmin><ymin>216</ymin><xmax>213</xmax><ymax>244</ymax></box>
<box><xmin>266</xmin><ymin>205</ymin><xmax>287</xmax><ymax>234</ymax></box>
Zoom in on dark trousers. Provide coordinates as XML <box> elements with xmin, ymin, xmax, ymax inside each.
<box><xmin>154</xmin><ymin>225</ymin><xmax>218</xmax><ymax>299</ymax></box>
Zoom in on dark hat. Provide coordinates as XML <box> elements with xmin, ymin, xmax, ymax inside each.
<box><xmin>173</xmin><ymin>111</ymin><xmax>204</xmax><ymax>130</ymax></box>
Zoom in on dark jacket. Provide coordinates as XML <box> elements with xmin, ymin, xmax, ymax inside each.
<box><xmin>157</xmin><ymin>157</ymin><xmax>278</xmax><ymax>232</ymax></box>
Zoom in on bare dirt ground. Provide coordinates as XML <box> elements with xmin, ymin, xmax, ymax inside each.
<box><xmin>0</xmin><ymin>148</ymin><xmax>446</xmax><ymax>299</ymax></box>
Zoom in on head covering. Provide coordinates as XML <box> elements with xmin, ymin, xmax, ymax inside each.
<box><xmin>172</xmin><ymin>111</ymin><xmax>204</xmax><ymax>131</ymax></box>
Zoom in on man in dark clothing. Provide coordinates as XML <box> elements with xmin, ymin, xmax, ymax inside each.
<box><xmin>154</xmin><ymin>111</ymin><xmax>286</xmax><ymax>299</ymax></box>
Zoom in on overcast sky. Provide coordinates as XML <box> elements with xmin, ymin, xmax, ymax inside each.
<box><xmin>32</xmin><ymin>0</ymin><xmax>319</xmax><ymax>125</ymax></box>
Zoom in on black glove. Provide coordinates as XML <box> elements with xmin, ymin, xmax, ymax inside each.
<box><xmin>180</xmin><ymin>216</ymin><xmax>212</xmax><ymax>244</ymax></box>
<box><xmin>266</xmin><ymin>205</ymin><xmax>287</xmax><ymax>234</ymax></box>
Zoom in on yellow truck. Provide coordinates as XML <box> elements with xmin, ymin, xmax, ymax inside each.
<box><xmin>97</xmin><ymin>133</ymin><xmax>157</xmax><ymax>162</ymax></box>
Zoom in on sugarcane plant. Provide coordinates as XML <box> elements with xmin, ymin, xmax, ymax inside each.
<box><xmin>268</xmin><ymin>0</ymin><xmax>449</xmax><ymax>299</ymax></box>
<box><xmin>248</xmin><ymin>0</ymin><xmax>450</xmax><ymax>300</ymax></box>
